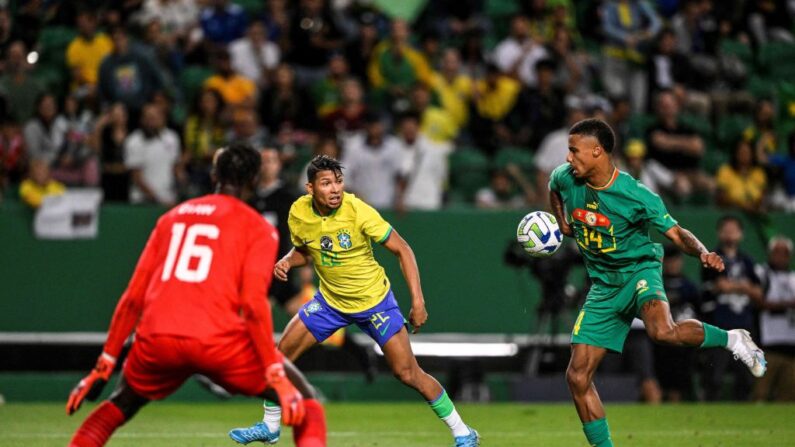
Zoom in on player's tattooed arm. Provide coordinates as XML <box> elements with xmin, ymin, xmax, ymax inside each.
<box><xmin>664</xmin><ymin>225</ymin><xmax>725</xmax><ymax>272</ymax></box>
<box><xmin>549</xmin><ymin>190</ymin><xmax>572</xmax><ymax>237</ymax></box>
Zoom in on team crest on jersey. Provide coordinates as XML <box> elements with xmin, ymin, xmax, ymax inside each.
<box><xmin>636</xmin><ymin>279</ymin><xmax>649</xmax><ymax>294</ymax></box>
<box><xmin>303</xmin><ymin>300</ymin><xmax>322</xmax><ymax>316</ymax></box>
<box><xmin>572</xmin><ymin>209</ymin><xmax>611</xmax><ymax>227</ymax></box>
<box><xmin>320</xmin><ymin>235</ymin><xmax>334</xmax><ymax>251</ymax></box>
<box><xmin>337</xmin><ymin>229</ymin><xmax>352</xmax><ymax>249</ymax></box>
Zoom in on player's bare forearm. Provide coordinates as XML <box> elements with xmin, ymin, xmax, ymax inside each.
<box><xmin>549</xmin><ymin>189</ymin><xmax>572</xmax><ymax>236</ymax></box>
<box><xmin>274</xmin><ymin>248</ymin><xmax>310</xmax><ymax>281</ymax></box>
<box><xmin>384</xmin><ymin>230</ymin><xmax>424</xmax><ymax>305</ymax></box>
<box><xmin>664</xmin><ymin>225</ymin><xmax>724</xmax><ymax>271</ymax></box>
<box><xmin>383</xmin><ymin>229</ymin><xmax>428</xmax><ymax>332</ymax></box>
<box><xmin>283</xmin><ymin>247</ymin><xmax>310</xmax><ymax>268</ymax></box>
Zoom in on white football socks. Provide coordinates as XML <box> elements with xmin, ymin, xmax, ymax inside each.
<box><xmin>442</xmin><ymin>408</ymin><xmax>471</xmax><ymax>437</ymax></box>
<box><xmin>262</xmin><ymin>401</ymin><xmax>282</xmax><ymax>433</ymax></box>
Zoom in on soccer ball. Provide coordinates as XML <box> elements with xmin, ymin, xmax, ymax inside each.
<box><xmin>516</xmin><ymin>211</ymin><xmax>563</xmax><ymax>256</ymax></box>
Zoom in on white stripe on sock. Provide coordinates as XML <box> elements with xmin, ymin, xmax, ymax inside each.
<box><xmin>262</xmin><ymin>403</ymin><xmax>281</xmax><ymax>433</ymax></box>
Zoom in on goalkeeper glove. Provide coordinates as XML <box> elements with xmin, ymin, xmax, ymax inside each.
<box><xmin>265</xmin><ymin>363</ymin><xmax>305</xmax><ymax>426</ymax></box>
<box><xmin>66</xmin><ymin>352</ymin><xmax>116</xmax><ymax>415</ymax></box>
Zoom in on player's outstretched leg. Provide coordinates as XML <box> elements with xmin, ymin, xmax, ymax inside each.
<box><xmin>69</xmin><ymin>377</ymin><xmax>148</xmax><ymax>447</ymax></box>
<box><xmin>567</xmin><ymin>343</ymin><xmax>613</xmax><ymax>447</ymax></box>
<box><xmin>382</xmin><ymin>328</ymin><xmax>480</xmax><ymax>447</ymax></box>
<box><xmin>640</xmin><ymin>300</ymin><xmax>767</xmax><ymax>377</ymax></box>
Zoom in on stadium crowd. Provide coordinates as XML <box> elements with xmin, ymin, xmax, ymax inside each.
<box><xmin>0</xmin><ymin>0</ymin><xmax>793</xmax><ymax>215</ymax></box>
<box><xmin>0</xmin><ymin>0</ymin><xmax>793</xmax><ymax>403</ymax></box>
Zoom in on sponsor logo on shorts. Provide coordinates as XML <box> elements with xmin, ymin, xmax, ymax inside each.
<box><xmin>337</xmin><ymin>229</ymin><xmax>352</xmax><ymax>250</ymax></box>
<box><xmin>370</xmin><ymin>312</ymin><xmax>390</xmax><ymax>334</ymax></box>
<box><xmin>320</xmin><ymin>235</ymin><xmax>333</xmax><ymax>251</ymax></box>
<box><xmin>303</xmin><ymin>300</ymin><xmax>322</xmax><ymax>316</ymax></box>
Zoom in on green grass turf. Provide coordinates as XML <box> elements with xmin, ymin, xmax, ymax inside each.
<box><xmin>1</xmin><ymin>402</ymin><xmax>793</xmax><ymax>446</ymax></box>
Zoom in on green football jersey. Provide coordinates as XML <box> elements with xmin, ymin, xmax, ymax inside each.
<box><xmin>549</xmin><ymin>163</ymin><xmax>678</xmax><ymax>287</ymax></box>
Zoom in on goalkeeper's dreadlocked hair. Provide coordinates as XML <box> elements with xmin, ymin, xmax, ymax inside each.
<box><xmin>213</xmin><ymin>142</ymin><xmax>261</xmax><ymax>189</ymax></box>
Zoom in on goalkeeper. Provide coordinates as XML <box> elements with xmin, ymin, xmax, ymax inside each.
<box><xmin>65</xmin><ymin>143</ymin><xmax>326</xmax><ymax>447</ymax></box>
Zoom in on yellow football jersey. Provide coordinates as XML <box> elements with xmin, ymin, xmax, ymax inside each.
<box><xmin>288</xmin><ymin>192</ymin><xmax>392</xmax><ymax>313</ymax></box>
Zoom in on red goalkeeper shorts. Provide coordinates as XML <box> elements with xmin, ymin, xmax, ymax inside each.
<box><xmin>123</xmin><ymin>333</ymin><xmax>268</xmax><ymax>400</ymax></box>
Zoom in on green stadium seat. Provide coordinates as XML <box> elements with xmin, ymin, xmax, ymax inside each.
<box><xmin>179</xmin><ymin>65</ymin><xmax>214</xmax><ymax>108</ymax></box>
<box><xmin>236</xmin><ymin>0</ymin><xmax>265</xmax><ymax>17</ymax></box>
<box><xmin>493</xmin><ymin>146</ymin><xmax>534</xmax><ymax>172</ymax></box>
<box><xmin>720</xmin><ymin>39</ymin><xmax>753</xmax><ymax>68</ymax></box>
<box><xmin>679</xmin><ymin>113</ymin><xmax>712</xmax><ymax>141</ymax></box>
<box><xmin>715</xmin><ymin>114</ymin><xmax>752</xmax><ymax>148</ymax></box>
<box><xmin>747</xmin><ymin>75</ymin><xmax>776</xmax><ymax>99</ymax></box>
<box><xmin>37</xmin><ymin>26</ymin><xmax>77</xmax><ymax>69</ymax></box>
<box><xmin>448</xmin><ymin>148</ymin><xmax>490</xmax><ymax>202</ymax></box>
<box><xmin>777</xmin><ymin>81</ymin><xmax>795</xmax><ymax>120</ymax></box>
<box><xmin>701</xmin><ymin>147</ymin><xmax>728</xmax><ymax>175</ymax></box>
<box><xmin>758</xmin><ymin>41</ymin><xmax>795</xmax><ymax>80</ymax></box>
<box><xmin>627</xmin><ymin>113</ymin><xmax>656</xmax><ymax>139</ymax></box>
<box><xmin>484</xmin><ymin>0</ymin><xmax>520</xmax><ymax>18</ymax></box>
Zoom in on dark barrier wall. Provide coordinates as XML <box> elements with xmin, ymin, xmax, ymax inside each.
<box><xmin>2</xmin><ymin>200</ymin><xmax>793</xmax><ymax>333</ymax></box>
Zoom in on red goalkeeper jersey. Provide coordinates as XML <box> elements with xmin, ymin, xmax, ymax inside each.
<box><xmin>103</xmin><ymin>194</ymin><xmax>282</xmax><ymax>367</ymax></box>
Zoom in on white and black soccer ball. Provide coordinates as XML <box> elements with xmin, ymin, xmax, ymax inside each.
<box><xmin>516</xmin><ymin>211</ymin><xmax>563</xmax><ymax>256</ymax></box>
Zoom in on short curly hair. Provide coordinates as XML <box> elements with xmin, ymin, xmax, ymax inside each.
<box><xmin>569</xmin><ymin>118</ymin><xmax>616</xmax><ymax>153</ymax></box>
<box><xmin>213</xmin><ymin>142</ymin><xmax>261</xmax><ymax>188</ymax></box>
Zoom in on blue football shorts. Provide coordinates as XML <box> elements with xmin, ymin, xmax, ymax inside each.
<box><xmin>298</xmin><ymin>289</ymin><xmax>407</xmax><ymax>347</ymax></box>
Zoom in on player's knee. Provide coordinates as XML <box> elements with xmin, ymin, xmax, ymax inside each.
<box><xmin>565</xmin><ymin>365</ymin><xmax>590</xmax><ymax>393</ymax></box>
<box><xmin>392</xmin><ymin>364</ymin><xmax>417</xmax><ymax>386</ymax></box>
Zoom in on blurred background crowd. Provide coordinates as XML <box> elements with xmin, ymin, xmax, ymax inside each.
<box><xmin>0</xmin><ymin>0</ymin><xmax>793</xmax><ymax>218</ymax></box>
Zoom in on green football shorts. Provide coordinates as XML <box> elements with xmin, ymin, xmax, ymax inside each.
<box><xmin>571</xmin><ymin>266</ymin><xmax>668</xmax><ymax>353</ymax></box>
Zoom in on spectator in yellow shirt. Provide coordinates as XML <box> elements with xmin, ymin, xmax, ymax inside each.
<box><xmin>367</xmin><ymin>19</ymin><xmax>432</xmax><ymax>107</ymax></box>
<box><xmin>19</xmin><ymin>159</ymin><xmax>66</xmax><ymax>208</ymax></box>
<box><xmin>66</xmin><ymin>10</ymin><xmax>113</xmax><ymax>95</ymax></box>
<box><xmin>470</xmin><ymin>63</ymin><xmax>521</xmax><ymax>152</ymax></box>
<box><xmin>429</xmin><ymin>48</ymin><xmax>472</xmax><ymax>128</ymax></box>
<box><xmin>473</xmin><ymin>64</ymin><xmax>521</xmax><ymax>121</ymax></box>
<box><xmin>203</xmin><ymin>49</ymin><xmax>257</xmax><ymax>108</ymax></box>
<box><xmin>716</xmin><ymin>139</ymin><xmax>767</xmax><ymax>213</ymax></box>
<box><xmin>410</xmin><ymin>83</ymin><xmax>458</xmax><ymax>145</ymax></box>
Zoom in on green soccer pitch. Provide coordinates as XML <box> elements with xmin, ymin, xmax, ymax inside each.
<box><xmin>2</xmin><ymin>402</ymin><xmax>793</xmax><ymax>446</ymax></box>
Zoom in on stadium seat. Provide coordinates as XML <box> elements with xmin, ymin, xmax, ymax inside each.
<box><xmin>36</xmin><ymin>26</ymin><xmax>77</xmax><ymax>70</ymax></box>
<box><xmin>493</xmin><ymin>146</ymin><xmax>534</xmax><ymax>173</ymax></box>
<box><xmin>236</xmin><ymin>0</ymin><xmax>265</xmax><ymax>16</ymax></box>
<box><xmin>679</xmin><ymin>112</ymin><xmax>712</xmax><ymax>141</ymax></box>
<box><xmin>701</xmin><ymin>147</ymin><xmax>728</xmax><ymax>175</ymax></box>
<box><xmin>484</xmin><ymin>0</ymin><xmax>520</xmax><ymax>18</ymax></box>
<box><xmin>627</xmin><ymin>113</ymin><xmax>656</xmax><ymax>139</ymax></box>
<box><xmin>719</xmin><ymin>39</ymin><xmax>753</xmax><ymax>69</ymax></box>
<box><xmin>448</xmin><ymin>148</ymin><xmax>490</xmax><ymax>202</ymax></box>
<box><xmin>747</xmin><ymin>75</ymin><xmax>776</xmax><ymax>99</ymax></box>
<box><xmin>715</xmin><ymin>114</ymin><xmax>752</xmax><ymax>148</ymax></box>
<box><xmin>179</xmin><ymin>65</ymin><xmax>214</xmax><ymax>108</ymax></box>
<box><xmin>777</xmin><ymin>81</ymin><xmax>795</xmax><ymax>119</ymax></box>
<box><xmin>757</xmin><ymin>41</ymin><xmax>795</xmax><ymax>80</ymax></box>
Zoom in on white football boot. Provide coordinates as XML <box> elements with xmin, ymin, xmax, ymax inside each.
<box><xmin>727</xmin><ymin>329</ymin><xmax>767</xmax><ymax>377</ymax></box>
